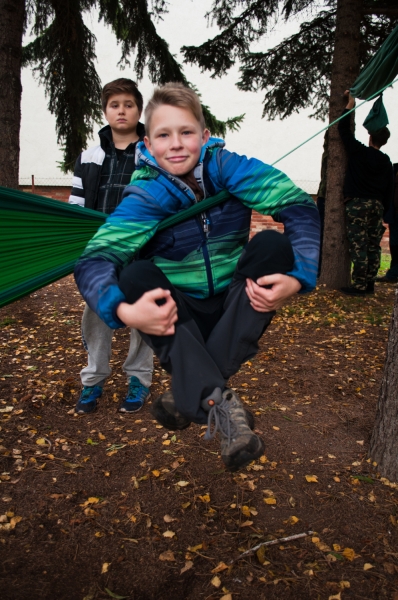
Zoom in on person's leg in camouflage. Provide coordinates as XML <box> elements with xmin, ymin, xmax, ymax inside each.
<box><xmin>366</xmin><ymin>199</ymin><xmax>385</xmax><ymax>285</ymax></box>
<box><xmin>345</xmin><ymin>198</ymin><xmax>368</xmax><ymax>291</ymax></box>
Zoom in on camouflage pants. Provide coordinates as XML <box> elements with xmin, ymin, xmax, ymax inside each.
<box><xmin>345</xmin><ymin>198</ymin><xmax>385</xmax><ymax>290</ymax></box>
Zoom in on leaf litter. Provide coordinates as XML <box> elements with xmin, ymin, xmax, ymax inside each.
<box><xmin>0</xmin><ymin>277</ymin><xmax>397</xmax><ymax>598</ymax></box>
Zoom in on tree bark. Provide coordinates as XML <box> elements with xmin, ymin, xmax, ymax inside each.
<box><xmin>319</xmin><ymin>0</ymin><xmax>362</xmax><ymax>288</ymax></box>
<box><xmin>0</xmin><ymin>0</ymin><xmax>25</xmax><ymax>189</ymax></box>
<box><xmin>369</xmin><ymin>289</ymin><xmax>398</xmax><ymax>482</ymax></box>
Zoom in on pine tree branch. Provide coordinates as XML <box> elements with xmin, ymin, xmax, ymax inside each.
<box><xmin>23</xmin><ymin>0</ymin><xmax>103</xmax><ymax>173</ymax></box>
<box><xmin>98</xmin><ymin>0</ymin><xmax>243</xmax><ymax>135</ymax></box>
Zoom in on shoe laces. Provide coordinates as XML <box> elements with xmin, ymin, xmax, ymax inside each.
<box><xmin>126</xmin><ymin>378</ymin><xmax>148</xmax><ymax>403</ymax></box>
<box><xmin>204</xmin><ymin>395</ymin><xmax>235</xmax><ymax>446</ymax></box>
<box><xmin>80</xmin><ymin>386</ymin><xmax>101</xmax><ymax>403</ymax></box>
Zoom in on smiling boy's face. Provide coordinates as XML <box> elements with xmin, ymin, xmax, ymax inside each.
<box><xmin>144</xmin><ymin>105</ymin><xmax>210</xmax><ymax>176</ymax></box>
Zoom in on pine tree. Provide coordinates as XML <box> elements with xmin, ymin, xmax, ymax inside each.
<box><xmin>182</xmin><ymin>0</ymin><xmax>398</xmax><ymax>288</ymax></box>
<box><xmin>0</xmin><ymin>0</ymin><xmax>25</xmax><ymax>189</ymax></box>
<box><xmin>0</xmin><ymin>0</ymin><xmax>244</xmax><ymax>187</ymax></box>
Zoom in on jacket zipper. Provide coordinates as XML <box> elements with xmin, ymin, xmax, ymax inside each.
<box><xmin>145</xmin><ymin>159</ymin><xmax>215</xmax><ymax>296</ymax></box>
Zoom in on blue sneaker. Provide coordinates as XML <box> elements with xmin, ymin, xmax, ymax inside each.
<box><xmin>119</xmin><ymin>376</ymin><xmax>150</xmax><ymax>413</ymax></box>
<box><xmin>75</xmin><ymin>385</ymin><xmax>102</xmax><ymax>414</ymax></box>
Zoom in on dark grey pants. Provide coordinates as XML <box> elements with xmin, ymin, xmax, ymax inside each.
<box><xmin>119</xmin><ymin>230</ymin><xmax>294</xmax><ymax>424</ymax></box>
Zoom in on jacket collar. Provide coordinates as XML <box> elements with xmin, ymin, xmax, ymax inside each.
<box><xmin>98</xmin><ymin>122</ymin><xmax>146</xmax><ymax>151</ymax></box>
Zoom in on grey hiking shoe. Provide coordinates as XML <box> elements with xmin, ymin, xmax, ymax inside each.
<box><xmin>204</xmin><ymin>388</ymin><xmax>264</xmax><ymax>471</ymax></box>
<box><xmin>151</xmin><ymin>390</ymin><xmax>256</xmax><ymax>432</ymax></box>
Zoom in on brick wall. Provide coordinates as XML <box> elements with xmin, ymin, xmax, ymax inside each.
<box><xmin>21</xmin><ymin>186</ymin><xmax>390</xmax><ymax>252</ymax></box>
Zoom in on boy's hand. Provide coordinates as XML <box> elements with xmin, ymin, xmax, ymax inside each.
<box><xmin>116</xmin><ymin>288</ymin><xmax>178</xmax><ymax>335</ymax></box>
<box><xmin>343</xmin><ymin>89</ymin><xmax>355</xmax><ymax>110</ymax></box>
<box><xmin>246</xmin><ymin>274</ymin><xmax>301</xmax><ymax>312</ymax></box>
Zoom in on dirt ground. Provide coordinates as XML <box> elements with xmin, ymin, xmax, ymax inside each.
<box><xmin>1</xmin><ymin>276</ymin><xmax>398</xmax><ymax>600</ymax></box>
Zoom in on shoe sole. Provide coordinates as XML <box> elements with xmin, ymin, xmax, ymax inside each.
<box><xmin>223</xmin><ymin>435</ymin><xmax>265</xmax><ymax>472</ymax></box>
<box><xmin>118</xmin><ymin>394</ymin><xmax>151</xmax><ymax>414</ymax></box>
<box><xmin>75</xmin><ymin>403</ymin><xmax>98</xmax><ymax>415</ymax></box>
<box><xmin>151</xmin><ymin>395</ymin><xmax>191</xmax><ymax>430</ymax></box>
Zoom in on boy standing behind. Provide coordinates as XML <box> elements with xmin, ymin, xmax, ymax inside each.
<box><xmin>75</xmin><ymin>83</ymin><xmax>320</xmax><ymax>471</ymax></box>
<box><xmin>69</xmin><ymin>78</ymin><xmax>153</xmax><ymax>414</ymax></box>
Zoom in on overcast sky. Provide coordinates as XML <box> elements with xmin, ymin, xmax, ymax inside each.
<box><xmin>19</xmin><ymin>0</ymin><xmax>398</xmax><ymax>191</ymax></box>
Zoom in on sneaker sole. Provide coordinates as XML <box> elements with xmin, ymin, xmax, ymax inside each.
<box><xmin>223</xmin><ymin>435</ymin><xmax>265</xmax><ymax>472</ymax></box>
<box><xmin>118</xmin><ymin>394</ymin><xmax>151</xmax><ymax>414</ymax></box>
<box><xmin>75</xmin><ymin>403</ymin><xmax>98</xmax><ymax>415</ymax></box>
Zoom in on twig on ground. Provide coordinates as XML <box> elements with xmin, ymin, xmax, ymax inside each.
<box><xmin>231</xmin><ymin>530</ymin><xmax>314</xmax><ymax>563</ymax></box>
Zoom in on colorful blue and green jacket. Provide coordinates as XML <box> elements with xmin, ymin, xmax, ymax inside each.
<box><xmin>75</xmin><ymin>137</ymin><xmax>320</xmax><ymax>328</ymax></box>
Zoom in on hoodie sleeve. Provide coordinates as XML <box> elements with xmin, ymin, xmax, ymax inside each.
<box><xmin>209</xmin><ymin>148</ymin><xmax>320</xmax><ymax>292</ymax></box>
<box><xmin>68</xmin><ymin>154</ymin><xmax>86</xmax><ymax>207</ymax></box>
<box><xmin>74</xmin><ymin>177</ymin><xmax>178</xmax><ymax>327</ymax></box>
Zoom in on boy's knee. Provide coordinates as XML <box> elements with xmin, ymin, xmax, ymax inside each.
<box><xmin>236</xmin><ymin>230</ymin><xmax>295</xmax><ymax>280</ymax></box>
<box><xmin>119</xmin><ymin>260</ymin><xmax>172</xmax><ymax>304</ymax></box>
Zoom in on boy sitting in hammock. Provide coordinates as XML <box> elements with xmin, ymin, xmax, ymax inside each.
<box><xmin>75</xmin><ymin>83</ymin><xmax>320</xmax><ymax>472</ymax></box>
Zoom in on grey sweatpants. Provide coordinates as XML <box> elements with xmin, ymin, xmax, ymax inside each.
<box><xmin>80</xmin><ymin>304</ymin><xmax>153</xmax><ymax>388</ymax></box>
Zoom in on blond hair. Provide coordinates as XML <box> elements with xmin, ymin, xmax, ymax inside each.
<box><xmin>145</xmin><ymin>83</ymin><xmax>205</xmax><ymax>136</ymax></box>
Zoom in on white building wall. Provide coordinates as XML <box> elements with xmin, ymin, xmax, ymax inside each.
<box><xmin>19</xmin><ymin>1</ymin><xmax>398</xmax><ymax>193</ymax></box>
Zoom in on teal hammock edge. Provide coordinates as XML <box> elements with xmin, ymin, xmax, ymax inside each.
<box><xmin>0</xmin><ymin>260</ymin><xmax>78</xmax><ymax>308</ymax></box>
<box><xmin>0</xmin><ymin>185</ymin><xmax>107</xmax><ymax>222</ymax></box>
<box><xmin>350</xmin><ymin>24</ymin><xmax>398</xmax><ymax>100</ymax></box>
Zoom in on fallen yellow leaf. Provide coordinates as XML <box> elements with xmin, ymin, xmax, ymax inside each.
<box><xmin>177</xmin><ymin>481</ymin><xmax>189</xmax><ymax>487</ymax></box>
<box><xmin>198</xmin><ymin>494</ymin><xmax>210</xmax><ymax>503</ymax></box>
<box><xmin>305</xmin><ymin>475</ymin><xmax>318</xmax><ymax>483</ymax></box>
<box><xmin>333</xmin><ymin>544</ymin><xmax>341</xmax><ymax>551</ymax></box>
<box><xmin>211</xmin><ymin>575</ymin><xmax>221</xmax><ymax>588</ymax></box>
<box><xmin>316</xmin><ymin>541</ymin><xmax>331</xmax><ymax>552</ymax></box>
<box><xmin>159</xmin><ymin>550</ymin><xmax>175</xmax><ymax>562</ymax></box>
<box><xmin>340</xmin><ymin>581</ymin><xmax>350</xmax><ymax>588</ymax></box>
<box><xmin>35</xmin><ymin>438</ymin><xmax>47</xmax><ymax>446</ymax></box>
<box><xmin>285</xmin><ymin>515</ymin><xmax>299</xmax><ymax>525</ymax></box>
<box><xmin>363</xmin><ymin>563</ymin><xmax>374</xmax><ymax>570</ymax></box>
<box><xmin>211</xmin><ymin>562</ymin><xmax>229</xmax><ymax>574</ymax></box>
<box><xmin>152</xmin><ymin>470</ymin><xmax>160</xmax><ymax>477</ymax></box>
<box><xmin>264</xmin><ymin>497</ymin><xmax>276</xmax><ymax>505</ymax></box>
<box><xmin>163</xmin><ymin>530</ymin><xmax>175</xmax><ymax>538</ymax></box>
<box><xmin>180</xmin><ymin>560</ymin><xmax>193</xmax><ymax>573</ymax></box>
<box><xmin>342</xmin><ymin>547</ymin><xmax>359</xmax><ymax>561</ymax></box>
<box><xmin>162</xmin><ymin>440</ymin><xmax>171</xmax><ymax>446</ymax></box>
<box><xmin>9</xmin><ymin>516</ymin><xmax>22</xmax><ymax>529</ymax></box>
<box><xmin>241</xmin><ymin>505</ymin><xmax>251</xmax><ymax>517</ymax></box>
<box><xmin>101</xmin><ymin>562</ymin><xmax>110</xmax><ymax>574</ymax></box>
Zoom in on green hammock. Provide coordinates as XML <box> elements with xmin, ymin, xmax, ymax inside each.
<box><xmin>350</xmin><ymin>24</ymin><xmax>398</xmax><ymax>100</ymax></box>
<box><xmin>0</xmin><ymin>186</ymin><xmax>229</xmax><ymax>308</ymax></box>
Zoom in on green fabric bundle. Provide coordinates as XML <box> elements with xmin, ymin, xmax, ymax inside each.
<box><xmin>0</xmin><ymin>186</ymin><xmax>230</xmax><ymax>308</ymax></box>
<box><xmin>363</xmin><ymin>94</ymin><xmax>389</xmax><ymax>134</ymax></box>
<box><xmin>0</xmin><ymin>187</ymin><xmax>106</xmax><ymax>308</ymax></box>
<box><xmin>350</xmin><ymin>24</ymin><xmax>398</xmax><ymax>100</ymax></box>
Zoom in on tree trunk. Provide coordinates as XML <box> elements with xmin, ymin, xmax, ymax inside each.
<box><xmin>0</xmin><ymin>0</ymin><xmax>25</xmax><ymax>189</ymax></box>
<box><xmin>319</xmin><ymin>0</ymin><xmax>362</xmax><ymax>288</ymax></box>
<box><xmin>369</xmin><ymin>289</ymin><xmax>398</xmax><ymax>482</ymax></box>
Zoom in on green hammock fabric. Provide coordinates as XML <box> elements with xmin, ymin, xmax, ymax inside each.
<box><xmin>350</xmin><ymin>24</ymin><xmax>398</xmax><ymax>100</ymax></box>
<box><xmin>363</xmin><ymin>94</ymin><xmax>389</xmax><ymax>134</ymax></box>
<box><xmin>0</xmin><ymin>186</ymin><xmax>229</xmax><ymax>308</ymax></box>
